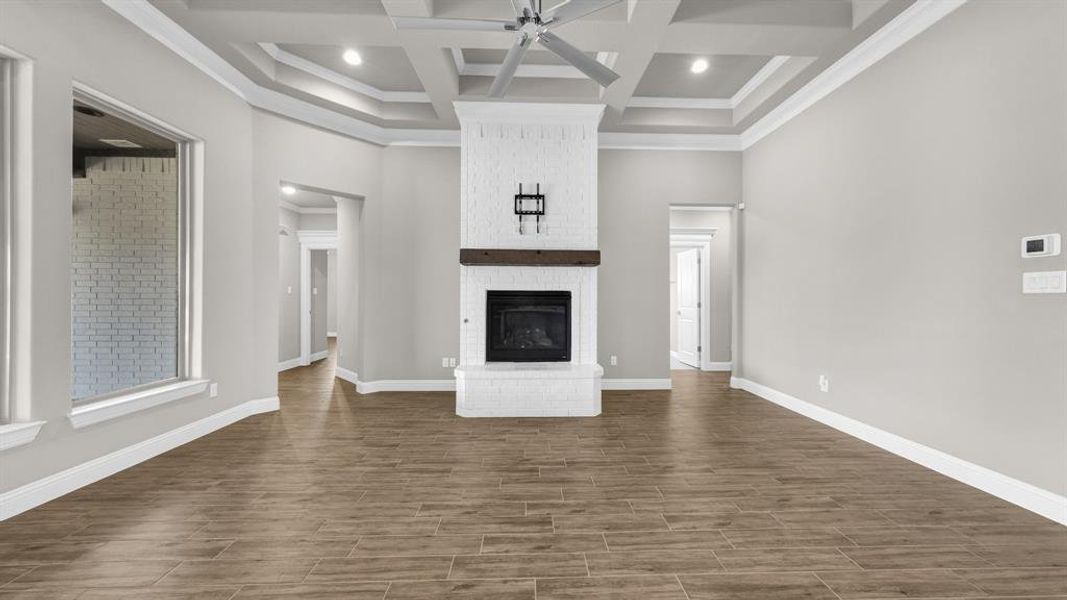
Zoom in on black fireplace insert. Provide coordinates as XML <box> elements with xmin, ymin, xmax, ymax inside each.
<box><xmin>486</xmin><ymin>290</ymin><xmax>571</xmax><ymax>362</ymax></box>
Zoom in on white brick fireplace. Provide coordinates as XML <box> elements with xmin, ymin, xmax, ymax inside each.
<box><xmin>454</xmin><ymin>102</ymin><xmax>604</xmax><ymax>417</ymax></box>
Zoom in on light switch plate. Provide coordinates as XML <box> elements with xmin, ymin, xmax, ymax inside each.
<box><xmin>1023</xmin><ymin>271</ymin><xmax>1067</xmax><ymax>294</ymax></box>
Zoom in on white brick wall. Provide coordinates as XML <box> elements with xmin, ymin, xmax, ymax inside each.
<box><xmin>460</xmin><ymin>120</ymin><xmax>598</xmax><ymax>250</ymax></box>
<box><xmin>456</xmin><ymin>104</ymin><xmax>603</xmax><ymax>417</ymax></box>
<box><xmin>71</xmin><ymin>156</ymin><xmax>178</xmax><ymax>400</ymax></box>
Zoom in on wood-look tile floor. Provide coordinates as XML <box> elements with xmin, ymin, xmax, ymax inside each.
<box><xmin>2</xmin><ymin>347</ymin><xmax>1064</xmax><ymax>599</ymax></box>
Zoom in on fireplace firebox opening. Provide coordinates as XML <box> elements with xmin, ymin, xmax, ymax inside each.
<box><xmin>486</xmin><ymin>290</ymin><xmax>571</xmax><ymax>362</ymax></box>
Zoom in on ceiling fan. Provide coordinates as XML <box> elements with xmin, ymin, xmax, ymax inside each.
<box><xmin>391</xmin><ymin>0</ymin><xmax>623</xmax><ymax>97</ymax></box>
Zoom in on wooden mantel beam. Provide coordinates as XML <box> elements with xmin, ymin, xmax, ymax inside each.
<box><xmin>459</xmin><ymin>249</ymin><xmax>601</xmax><ymax>267</ymax></box>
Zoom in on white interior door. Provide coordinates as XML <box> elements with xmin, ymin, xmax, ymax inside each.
<box><xmin>676</xmin><ymin>247</ymin><xmax>701</xmax><ymax>367</ymax></box>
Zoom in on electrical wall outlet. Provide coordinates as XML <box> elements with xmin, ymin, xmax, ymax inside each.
<box><xmin>287</xmin><ymin>286</ymin><xmax>292</xmax><ymax>294</ymax></box>
<box><xmin>209</xmin><ymin>382</ymin><xmax>219</xmax><ymax>398</ymax></box>
<box><xmin>449</xmin><ymin>357</ymin><xmax>457</xmax><ymax>368</ymax></box>
<box><xmin>818</xmin><ymin>374</ymin><xmax>830</xmax><ymax>393</ymax></box>
<box><xmin>312</xmin><ymin>287</ymin><xmax>318</xmax><ymax>295</ymax></box>
<box><xmin>610</xmin><ymin>355</ymin><xmax>618</xmax><ymax>366</ymax></box>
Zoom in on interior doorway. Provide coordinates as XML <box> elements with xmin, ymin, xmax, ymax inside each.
<box><xmin>277</xmin><ymin>184</ymin><xmax>338</xmax><ymax>371</ymax></box>
<box><xmin>669</xmin><ymin>206</ymin><xmax>734</xmax><ymax>372</ymax></box>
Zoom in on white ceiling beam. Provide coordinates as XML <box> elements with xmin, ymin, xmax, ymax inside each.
<box><xmin>381</xmin><ymin>0</ymin><xmax>461</xmax><ymax>126</ymax></box>
<box><xmin>599</xmin><ymin>0</ymin><xmax>681</xmax><ymax>127</ymax></box>
<box><xmin>451</xmin><ymin>51</ymin><xmax>619</xmax><ymax>80</ymax></box>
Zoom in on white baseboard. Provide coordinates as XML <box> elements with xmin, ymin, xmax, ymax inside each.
<box><xmin>356</xmin><ymin>379</ymin><xmax>456</xmax><ymax>394</ymax></box>
<box><xmin>334</xmin><ymin>366</ymin><xmax>359</xmax><ymax>385</ymax></box>
<box><xmin>602</xmin><ymin>378</ymin><xmax>673</xmax><ymax>390</ymax></box>
<box><xmin>703</xmin><ymin>361</ymin><xmax>733</xmax><ymax>372</ymax></box>
<box><xmin>0</xmin><ymin>396</ymin><xmax>279</xmax><ymax>521</ymax></box>
<box><xmin>277</xmin><ymin>357</ymin><xmax>301</xmax><ymax>372</ymax></box>
<box><xmin>309</xmin><ymin>350</ymin><xmax>329</xmax><ymax>362</ymax></box>
<box><xmin>731</xmin><ymin>376</ymin><xmax>1067</xmax><ymax>526</ymax></box>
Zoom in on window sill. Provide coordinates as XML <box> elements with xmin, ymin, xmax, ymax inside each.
<box><xmin>69</xmin><ymin>380</ymin><xmax>210</xmax><ymax>430</ymax></box>
<box><xmin>0</xmin><ymin>421</ymin><xmax>46</xmax><ymax>452</ymax></box>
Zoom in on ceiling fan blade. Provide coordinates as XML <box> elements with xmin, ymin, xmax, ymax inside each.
<box><xmin>391</xmin><ymin>16</ymin><xmax>515</xmax><ymax>31</ymax></box>
<box><xmin>541</xmin><ymin>0</ymin><xmax>622</xmax><ymax>27</ymax></box>
<box><xmin>489</xmin><ymin>34</ymin><xmax>533</xmax><ymax>97</ymax></box>
<box><xmin>536</xmin><ymin>31</ymin><xmax>620</xmax><ymax>87</ymax></box>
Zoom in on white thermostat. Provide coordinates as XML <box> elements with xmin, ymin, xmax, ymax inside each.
<box><xmin>1021</xmin><ymin>233</ymin><xmax>1060</xmax><ymax>257</ymax></box>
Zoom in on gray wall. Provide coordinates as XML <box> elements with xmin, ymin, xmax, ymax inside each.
<box><xmin>371</xmin><ymin>146</ymin><xmax>461</xmax><ymax>380</ymax></box>
<box><xmin>599</xmin><ymin>150</ymin><xmax>742</xmax><ymax>379</ymax></box>
<box><xmin>277</xmin><ymin>208</ymin><xmax>300</xmax><ymax>363</ymax></box>
<box><xmin>71</xmin><ymin>157</ymin><xmax>179</xmax><ymax>399</ymax></box>
<box><xmin>739</xmin><ymin>0</ymin><xmax>1066</xmax><ymax>495</ymax></box>
<box><xmin>251</xmin><ymin>110</ymin><xmax>381</xmax><ymax>386</ymax></box>
<box><xmin>669</xmin><ymin>209</ymin><xmax>733</xmax><ymax>364</ymax></box>
<box><xmin>298</xmin><ymin>213</ymin><xmax>336</xmax><ymax>231</ymax></box>
<box><xmin>1</xmin><ymin>1</ymin><xmax>267</xmax><ymax>493</ymax></box>
<box><xmin>310</xmin><ymin>249</ymin><xmax>328</xmax><ymax>356</ymax></box>
<box><xmin>261</xmin><ymin>138</ymin><xmax>743</xmax><ymax>383</ymax></box>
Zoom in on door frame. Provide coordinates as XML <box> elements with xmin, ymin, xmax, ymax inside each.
<box><xmin>670</xmin><ymin>228</ymin><xmax>715</xmax><ymax>371</ymax></box>
<box><xmin>297</xmin><ymin>230</ymin><xmax>336</xmax><ymax>366</ymax></box>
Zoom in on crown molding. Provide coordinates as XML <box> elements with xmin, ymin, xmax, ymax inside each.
<box><xmin>731</xmin><ymin>55</ymin><xmax>790</xmax><ymax>106</ymax></box>
<box><xmin>740</xmin><ymin>0</ymin><xmax>967</xmax><ymax>149</ymax></box>
<box><xmin>104</xmin><ymin>0</ymin><xmax>967</xmax><ymax>152</ymax></box>
<box><xmin>628</xmin><ymin>55</ymin><xmax>789</xmax><ymax>112</ymax></box>
<box><xmin>259</xmin><ymin>43</ymin><xmax>431</xmax><ymax>104</ymax></box>
<box><xmin>100</xmin><ymin>0</ymin><xmax>393</xmax><ymax>145</ymax></box>
<box><xmin>628</xmin><ymin>97</ymin><xmax>733</xmax><ymax>110</ymax></box>
<box><xmin>600</xmin><ymin>132</ymin><xmax>741</xmax><ymax>152</ymax></box>
<box><xmin>454</xmin><ymin>101</ymin><xmax>606</xmax><ymax>124</ymax></box>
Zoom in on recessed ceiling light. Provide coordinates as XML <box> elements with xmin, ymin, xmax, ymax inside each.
<box><xmin>342</xmin><ymin>49</ymin><xmax>362</xmax><ymax>66</ymax></box>
<box><xmin>690</xmin><ymin>58</ymin><xmax>709</xmax><ymax>74</ymax></box>
<box><xmin>281</xmin><ymin>185</ymin><xmax>297</xmax><ymax>196</ymax></box>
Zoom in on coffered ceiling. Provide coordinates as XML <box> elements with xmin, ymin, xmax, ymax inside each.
<box><xmin>125</xmin><ymin>0</ymin><xmax>958</xmax><ymax>146</ymax></box>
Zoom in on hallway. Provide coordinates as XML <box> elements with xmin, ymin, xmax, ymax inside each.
<box><xmin>0</xmin><ymin>358</ymin><xmax>1062</xmax><ymax>598</ymax></box>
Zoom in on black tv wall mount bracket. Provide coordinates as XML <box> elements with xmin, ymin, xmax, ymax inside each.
<box><xmin>514</xmin><ymin>183</ymin><xmax>545</xmax><ymax>235</ymax></box>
